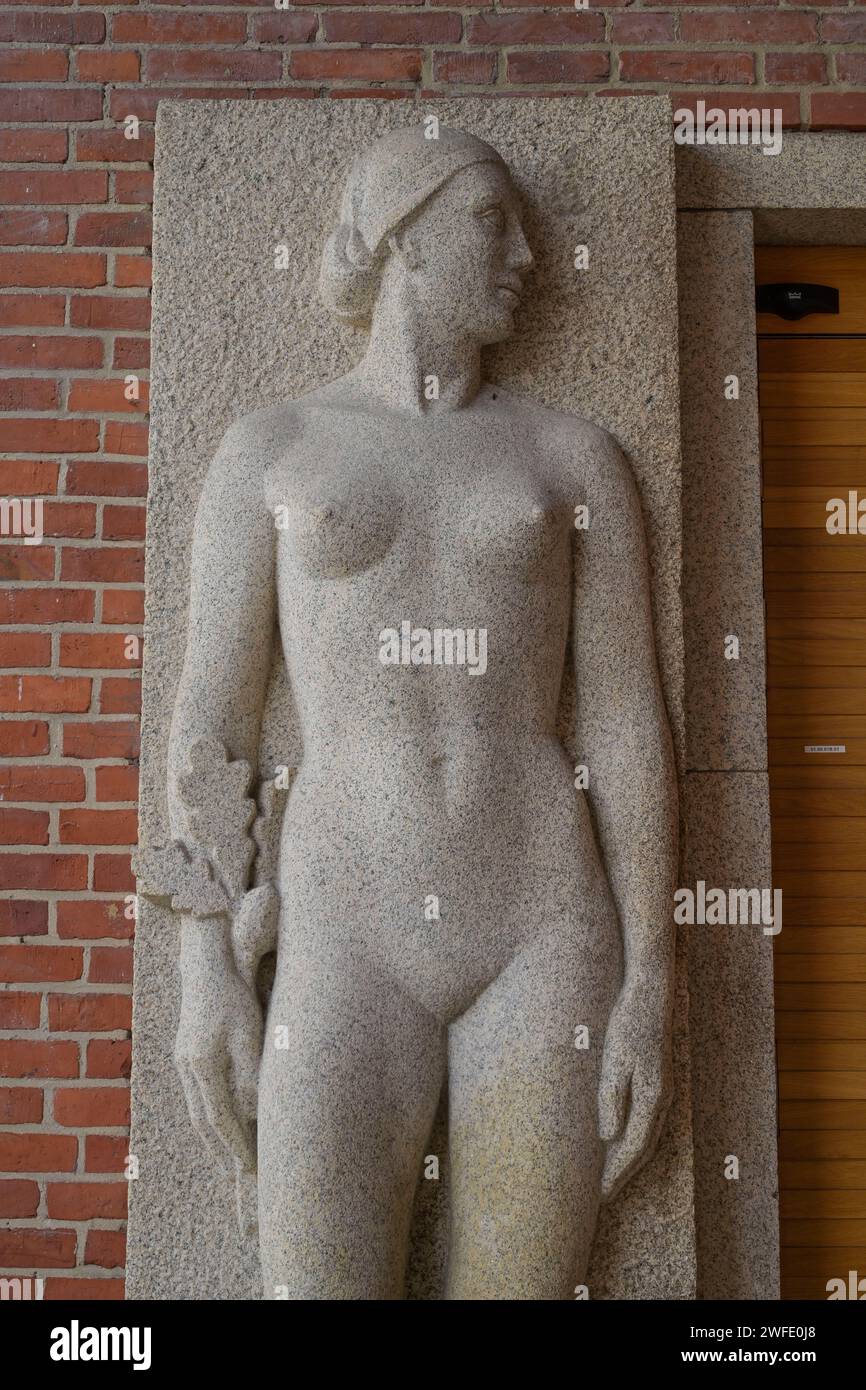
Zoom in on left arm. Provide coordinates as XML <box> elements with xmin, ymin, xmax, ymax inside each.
<box><xmin>570</xmin><ymin>427</ymin><xmax>679</xmax><ymax>1201</ymax></box>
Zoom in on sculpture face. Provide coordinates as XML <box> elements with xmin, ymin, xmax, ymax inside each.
<box><xmin>389</xmin><ymin>162</ymin><xmax>533</xmax><ymax>345</ymax></box>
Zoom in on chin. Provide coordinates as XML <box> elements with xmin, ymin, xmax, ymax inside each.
<box><xmin>478</xmin><ymin>309</ymin><xmax>517</xmax><ymax>346</ymax></box>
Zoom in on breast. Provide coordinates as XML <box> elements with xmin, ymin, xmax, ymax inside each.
<box><xmin>271</xmin><ymin>474</ymin><xmax>401</xmax><ymax>579</ymax></box>
<box><xmin>461</xmin><ymin>485</ymin><xmax>567</xmax><ymax>583</ymax></box>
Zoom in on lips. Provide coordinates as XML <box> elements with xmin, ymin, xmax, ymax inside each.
<box><xmin>496</xmin><ymin>283</ymin><xmax>521</xmax><ymax>305</ymax></box>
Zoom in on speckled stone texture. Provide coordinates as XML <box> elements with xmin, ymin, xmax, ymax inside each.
<box><xmin>678</xmin><ymin>211</ymin><xmax>766</xmax><ymax>774</ymax></box>
<box><xmin>684</xmin><ymin>773</ymin><xmax>780</xmax><ymax>1301</ymax></box>
<box><xmin>677</xmin><ymin>133</ymin><xmax>866</xmax><ymax>212</ymax></box>
<box><xmin>129</xmin><ymin>97</ymin><xmax>694</xmax><ymax>1299</ymax></box>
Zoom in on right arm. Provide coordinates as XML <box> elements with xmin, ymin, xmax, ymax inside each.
<box><xmin>168</xmin><ymin>416</ymin><xmax>277</xmax><ymax>1172</ymax></box>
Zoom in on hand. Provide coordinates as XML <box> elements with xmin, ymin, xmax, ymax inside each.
<box><xmin>598</xmin><ymin>978</ymin><xmax>673</xmax><ymax>1202</ymax></box>
<box><xmin>175</xmin><ymin>946</ymin><xmax>262</xmax><ymax>1174</ymax></box>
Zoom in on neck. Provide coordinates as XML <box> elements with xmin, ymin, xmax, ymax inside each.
<box><xmin>355</xmin><ymin>289</ymin><xmax>482</xmax><ymax>416</ymax></box>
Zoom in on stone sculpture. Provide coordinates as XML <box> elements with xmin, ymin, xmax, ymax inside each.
<box><xmin>136</xmin><ymin>122</ymin><xmax>679</xmax><ymax>1300</ymax></box>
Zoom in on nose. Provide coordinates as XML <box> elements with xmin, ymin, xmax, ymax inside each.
<box><xmin>506</xmin><ymin>221</ymin><xmax>534</xmax><ymax>274</ymax></box>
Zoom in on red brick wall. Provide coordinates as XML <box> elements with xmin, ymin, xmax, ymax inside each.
<box><xmin>1</xmin><ymin>1</ymin><xmax>865</xmax><ymax>1302</ymax></box>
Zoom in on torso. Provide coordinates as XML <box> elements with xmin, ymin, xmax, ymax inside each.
<box><xmin>259</xmin><ymin>381</ymin><xmax>619</xmax><ymax>1019</ymax></box>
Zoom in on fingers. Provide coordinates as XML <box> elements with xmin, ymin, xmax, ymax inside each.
<box><xmin>194</xmin><ymin>1054</ymin><xmax>257</xmax><ymax>1172</ymax></box>
<box><xmin>176</xmin><ymin>1056</ymin><xmax>232</xmax><ymax>1173</ymax></box>
<box><xmin>600</xmin><ymin>1064</ymin><xmax>671</xmax><ymax>1202</ymax></box>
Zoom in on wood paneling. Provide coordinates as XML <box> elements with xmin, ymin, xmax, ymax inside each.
<box><xmin>760</xmin><ymin>247</ymin><xmax>866</xmax><ymax>1299</ymax></box>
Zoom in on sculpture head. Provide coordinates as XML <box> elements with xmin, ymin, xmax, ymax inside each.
<box><xmin>320</xmin><ymin>124</ymin><xmax>533</xmax><ymax>345</ymax></box>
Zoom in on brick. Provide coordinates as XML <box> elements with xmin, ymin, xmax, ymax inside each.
<box><xmin>144</xmin><ymin>49</ymin><xmax>282</xmax><ymax>83</ymax></box>
<box><xmin>76</xmin><ymin>129</ymin><xmax>155</xmax><ymax>163</ymax></box>
<box><xmin>47</xmin><ymin>1180</ymin><xmax>126</xmax><ymax>1219</ymax></box>
<box><xmin>0</xmin><ymin>130</ymin><xmax>67</xmax><ymax>162</ymax></box>
<box><xmin>115</xmin><ymin>170</ymin><xmax>154</xmax><ymax>205</ymax></box>
<box><xmin>0</xmin><ymin>808</ymin><xmax>49</xmax><ymax>846</ymax></box>
<box><xmin>0</xmin><ymin>852</ymin><xmax>87</xmax><ymax>891</ymax></box>
<box><xmin>94</xmin><ymin>765</ymin><xmax>139</xmax><ymax>802</ymax></box>
<box><xmin>0</xmin><ymin>89</ymin><xmax>102</xmax><ymax>124</ymax></box>
<box><xmin>101</xmin><ymin>590</ymin><xmax>144</xmax><ymax>625</ymax></box>
<box><xmin>811</xmin><ymin>94</ymin><xmax>866</xmax><ymax>129</ymax></box>
<box><xmin>0</xmin><ymin>1039</ymin><xmax>78</xmax><ymax>1078</ymax></box>
<box><xmin>100</xmin><ymin>677</ymin><xmax>142</xmax><ymax>715</ymax></box>
<box><xmin>115</xmin><ymin>13</ymin><xmax>247</xmax><ymax>43</ymax></box>
<box><xmin>77</xmin><ymin>50</ymin><xmax>140</xmax><ymax>84</ymax></box>
<box><xmin>60</xmin><ymin>809</ymin><xmax>138</xmax><ymax>846</ymax></box>
<box><xmin>85</xmin><ymin>1228</ymin><xmax>126</xmax><ymax>1269</ymax></box>
<box><xmin>0</xmin><ymin>588</ymin><xmax>93</xmax><ymax>625</ymax></box>
<box><xmin>68</xmin><ymin>378</ymin><xmax>149</xmax><ymax>413</ymax></box>
<box><xmin>54</xmin><ymin>1086</ymin><xmax>130</xmax><ymax>1127</ymax></box>
<box><xmin>0</xmin><ymin>334</ymin><xmax>102</xmax><ymax>369</ymax></box>
<box><xmin>0</xmin><ymin>1228</ymin><xmax>76</xmax><ymax>1267</ymax></box>
<box><xmin>0</xmin><ymin>210</ymin><xmax>67</xmax><ymax>245</ymax></box>
<box><xmin>90</xmin><ymin>946</ymin><xmax>133</xmax><ymax>983</ymax></box>
<box><xmin>254</xmin><ymin>13</ymin><xmax>318</xmax><ymax>43</ymax></box>
<box><xmin>680</xmin><ymin>13</ymin><xmax>818</xmax><ymax>43</ymax></box>
<box><xmin>0</xmin><ymin>251</ymin><xmax>105</xmax><ymax>287</ymax></box>
<box><xmin>57</xmin><ymin>899</ymin><xmax>133</xmax><ymax>939</ymax></box>
<box><xmin>103</xmin><ymin>504</ymin><xmax>146</xmax><ymax>541</ymax></box>
<box><xmin>0</xmin><ymin>993</ymin><xmax>41</xmax><ymax>1029</ymax></box>
<box><xmin>506</xmin><ymin>51</ymin><xmax>610</xmax><ymax>83</ymax></box>
<box><xmin>86</xmin><ymin>1039</ymin><xmax>131</xmax><ymax>1079</ymax></box>
<box><xmin>0</xmin><ymin>720</ymin><xmax>50</xmax><ymax>757</ymax></box>
<box><xmin>94</xmin><ymin>853</ymin><xmax>135</xmax><ymax>892</ymax></box>
<box><xmin>467</xmin><ymin>12</ymin><xmax>602</xmax><ymax>43</ymax></box>
<box><xmin>0</xmin><ymin>171</ymin><xmax>107</xmax><ymax>206</ymax></box>
<box><xmin>433</xmin><ymin>51</ymin><xmax>495</xmax><ymax>84</ymax></box>
<box><xmin>112</xmin><ymin>337</ymin><xmax>150</xmax><ymax>370</ymax></box>
<box><xmin>49</xmin><ymin>993</ymin><xmax>131</xmax><ymax>1032</ymax></box>
<box><xmin>75</xmin><ymin>211</ymin><xmax>152</xmax><ymax>248</ymax></box>
<box><xmin>0</xmin><ymin>12</ymin><xmax>105</xmax><ymax>44</ymax></box>
<box><xmin>0</xmin><ymin>376</ymin><xmax>59</xmax><ymax>410</ymax></box>
<box><xmin>325</xmin><ymin>13</ymin><xmax>460</xmax><ymax>42</ymax></box>
<box><xmin>0</xmin><ymin>458</ymin><xmax>60</xmax><ymax>493</ymax></box>
<box><xmin>291</xmin><ymin>50</ymin><xmax>422</xmax><ymax>81</ymax></box>
<box><xmin>44</xmin><ymin>1277</ymin><xmax>125</xmax><ymax>1300</ymax></box>
<box><xmin>61</xmin><ymin>632</ymin><xmax>141</xmax><ymax>671</ymax></box>
<box><xmin>114</xmin><ymin>256</ymin><xmax>151</xmax><ymax>289</ymax></box>
<box><xmin>0</xmin><ymin>48</ymin><xmax>68</xmax><ymax>83</ymax></box>
<box><xmin>620</xmin><ymin>51</ymin><xmax>754</xmax><ymax>85</ymax></box>
<box><xmin>837</xmin><ymin>55</ymin><xmax>866</xmax><ymax>82</ymax></box>
<box><xmin>65</xmin><ymin>461</ymin><xmax>147</xmax><ymax>497</ymax></box>
<box><xmin>611</xmin><ymin>13</ymin><xmax>675</xmax><ymax>43</ymax></box>
<box><xmin>0</xmin><ymin>632</ymin><xmax>50</xmax><ymax>666</ymax></box>
<box><xmin>0</xmin><ymin>943</ymin><xmax>82</xmax><ymax>983</ymax></box>
<box><xmin>0</xmin><ymin>1178</ymin><xmax>39</xmax><ymax>1218</ymax></box>
<box><xmin>85</xmin><ymin>1137</ymin><xmax>129</xmax><ymax>1175</ymax></box>
<box><xmin>0</xmin><ymin>675</ymin><xmax>92</xmax><ymax>713</ymax></box>
<box><xmin>61</xmin><ymin>547</ymin><xmax>144</xmax><ymax>583</ymax></box>
<box><xmin>104</xmin><ymin>421</ymin><xmax>149</xmax><ymax>456</ymax></box>
<box><xmin>71</xmin><ymin>296</ymin><xmax>150</xmax><ymax>335</ymax></box>
<box><xmin>0</xmin><ymin>1088</ymin><xmax>42</xmax><ymax>1124</ymax></box>
<box><xmin>36</xmin><ymin>502</ymin><xmax>96</xmax><ymax>540</ymax></box>
<box><xmin>0</xmin><ymin>418</ymin><xmax>100</xmax><ymax>453</ymax></box>
<box><xmin>0</xmin><ymin>546</ymin><xmax>55</xmax><ymax>582</ymax></box>
<box><xmin>0</xmin><ymin>294</ymin><xmax>65</xmax><ymax>327</ymax></box>
<box><xmin>62</xmin><ymin>720</ymin><xmax>139</xmax><ymax>760</ymax></box>
<box><xmin>822</xmin><ymin>15</ymin><xmax>866</xmax><ymax>42</ymax></box>
<box><xmin>766</xmin><ymin>53</ymin><xmax>827</xmax><ymax>85</ymax></box>
<box><xmin>0</xmin><ymin>899</ymin><xmax>48</xmax><ymax>936</ymax></box>
<box><xmin>0</xmin><ymin>1132</ymin><xmax>77</xmax><ymax>1172</ymax></box>
<box><xmin>0</xmin><ymin>763</ymin><xmax>86</xmax><ymax>800</ymax></box>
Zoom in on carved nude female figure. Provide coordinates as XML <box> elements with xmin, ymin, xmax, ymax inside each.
<box><xmin>160</xmin><ymin>124</ymin><xmax>678</xmax><ymax>1300</ymax></box>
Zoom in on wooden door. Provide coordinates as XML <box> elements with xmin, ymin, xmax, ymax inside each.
<box><xmin>758</xmin><ymin>245</ymin><xmax>866</xmax><ymax>1300</ymax></box>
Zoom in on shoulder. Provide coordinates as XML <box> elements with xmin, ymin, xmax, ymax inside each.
<box><xmin>492</xmin><ymin>387</ymin><xmax>632</xmax><ymax>496</ymax></box>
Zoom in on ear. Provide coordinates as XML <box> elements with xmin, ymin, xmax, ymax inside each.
<box><xmin>387</xmin><ymin>228</ymin><xmax>422</xmax><ymax>273</ymax></box>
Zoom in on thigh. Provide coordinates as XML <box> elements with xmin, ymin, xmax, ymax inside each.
<box><xmin>445</xmin><ymin>915</ymin><xmax>621</xmax><ymax>1301</ymax></box>
<box><xmin>258</xmin><ymin>929</ymin><xmax>445</xmax><ymax>1300</ymax></box>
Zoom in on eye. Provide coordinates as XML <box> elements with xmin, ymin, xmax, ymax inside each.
<box><xmin>477</xmin><ymin>205</ymin><xmax>505</xmax><ymax>233</ymax></box>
